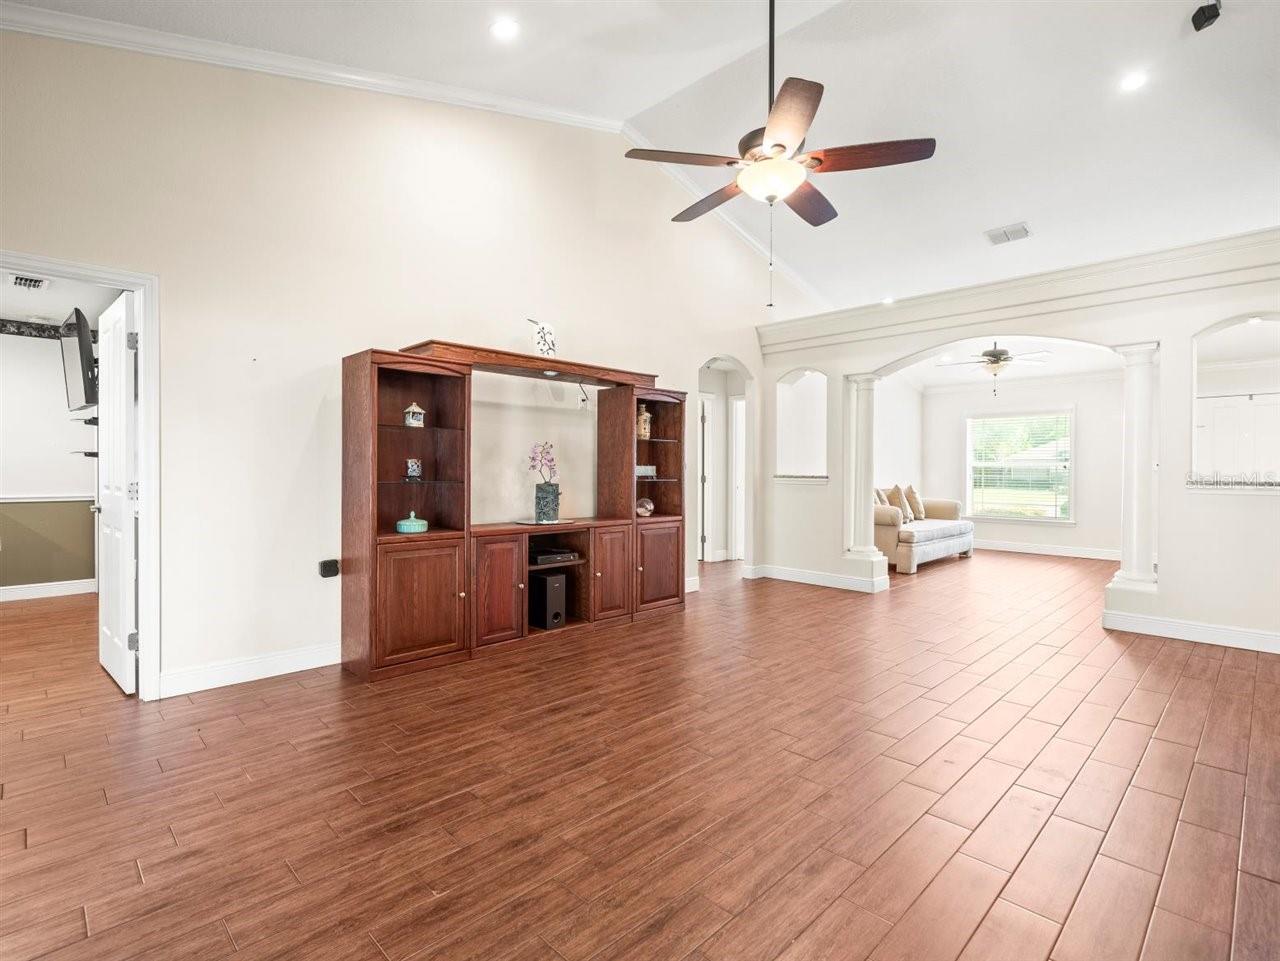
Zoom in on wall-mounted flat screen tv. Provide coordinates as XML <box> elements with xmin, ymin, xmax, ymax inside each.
<box><xmin>60</xmin><ymin>308</ymin><xmax>97</xmax><ymax>411</ymax></box>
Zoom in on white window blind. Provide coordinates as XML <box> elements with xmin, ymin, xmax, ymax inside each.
<box><xmin>966</xmin><ymin>411</ymin><xmax>1073</xmax><ymax>521</ymax></box>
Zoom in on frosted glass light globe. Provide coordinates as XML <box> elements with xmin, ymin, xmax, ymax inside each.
<box><xmin>736</xmin><ymin>157</ymin><xmax>807</xmax><ymax>203</ymax></box>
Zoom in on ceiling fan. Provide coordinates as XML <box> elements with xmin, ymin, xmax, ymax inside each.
<box><xmin>623</xmin><ymin>0</ymin><xmax>936</xmax><ymax>226</ymax></box>
<box><xmin>937</xmin><ymin>342</ymin><xmax>1051</xmax><ymax>395</ymax></box>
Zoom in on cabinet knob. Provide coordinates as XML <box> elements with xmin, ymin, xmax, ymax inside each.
<box><xmin>638</xmin><ymin>566</ymin><xmax>644</xmax><ymax>572</ymax></box>
<box><xmin>595</xmin><ymin>572</ymin><xmax>602</xmax><ymax>578</ymax></box>
<box><xmin>459</xmin><ymin>591</ymin><xmax>466</xmax><ymax>598</ymax></box>
<box><xmin>518</xmin><ymin>583</ymin><xmax>525</xmax><ymax>590</ymax></box>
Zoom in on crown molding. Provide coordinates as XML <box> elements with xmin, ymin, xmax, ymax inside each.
<box><xmin>757</xmin><ymin>228</ymin><xmax>1280</xmax><ymax>356</ymax></box>
<box><xmin>619</xmin><ymin>122</ymin><xmax>831</xmax><ymax>314</ymax></box>
<box><xmin>0</xmin><ymin>0</ymin><xmax>621</xmax><ymax>133</ymax></box>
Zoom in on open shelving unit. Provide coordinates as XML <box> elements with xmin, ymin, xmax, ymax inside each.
<box><xmin>342</xmin><ymin>343</ymin><xmax>685</xmax><ymax>682</ymax></box>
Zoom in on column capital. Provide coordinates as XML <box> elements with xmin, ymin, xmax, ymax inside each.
<box><xmin>1113</xmin><ymin>342</ymin><xmax>1159</xmax><ymax>364</ymax></box>
<box><xmin>849</xmin><ymin>373</ymin><xmax>880</xmax><ymax>388</ymax></box>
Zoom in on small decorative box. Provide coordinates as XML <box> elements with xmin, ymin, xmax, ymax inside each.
<box><xmin>395</xmin><ymin>511</ymin><xmax>429</xmax><ymax>534</ymax></box>
<box><xmin>636</xmin><ymin>465</ymin><xmax>657</xmax><ymax>478</ymax></box>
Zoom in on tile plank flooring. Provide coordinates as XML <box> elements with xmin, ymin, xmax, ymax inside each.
<box><xmin>1</xmin><ymin>552</ymin><xmax>1277</xmax><ymax>961</ymax></box>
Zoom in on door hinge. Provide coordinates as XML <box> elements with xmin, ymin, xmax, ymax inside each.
<box><xmin>127</xmin><ymin>481</ymin><xmax>140</xmax><ymax>500</ymax></box>
<box><xmin>700</xmin><ymin>534</ymin><xmax>706</xmax><ymax>544</ymax></box>
<box><xmin>127</xmin><ymin>632</ymin><xmax>139</xmax><ymax>651</ymax></box>
<box><xmin>126</xmin><ymin>332</ymin><xmax>139</xmax><ymax>350</ymax></box>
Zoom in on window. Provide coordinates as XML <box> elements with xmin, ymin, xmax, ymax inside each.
<box><xmin>966</xmin><ymin>411</ymin><xmax>1073</xmax><ymax>521</ymax></box>
<box><xmin>775</xmin><ymin>368</ymin><xmax>827</xmax><ymax>477</ymax></box>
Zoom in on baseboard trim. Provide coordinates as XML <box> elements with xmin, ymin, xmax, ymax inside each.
<box><xmin>685</xmin><ymin>575</ymin><xmax>700</xmax><ymax>593</ymax></box>
<box><xmin>0</xmin><ymin>578</ymin><xmax>96</xmax><ymax>601</ymax></box>
<box><xmin>159</xmin><ymin>642</ymin><xmax>340</xmax><ymax>698</ymax></box>
<box><xmin>1102</xmin><ymin>610</ymin><xmax>1279</xmax><ymax>654</ymax></box>
<box><xmin>742</xmin><ymin>564</ymin><xmax>887</xmax><ymax>594</ymax></box>
<box><xmin>975</xmin><ymin>540</ymin><xmax>1121</xmax><ymax>561</ymax></box>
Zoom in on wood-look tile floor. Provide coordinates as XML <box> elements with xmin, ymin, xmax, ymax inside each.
<box><xmin>1</xmin><ymin>552</ymin><xmax>1278</xmax><ymax>961</ymax></box>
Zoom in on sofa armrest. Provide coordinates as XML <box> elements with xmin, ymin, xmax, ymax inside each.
<box><xmin>922</xmin><ymin>498</ymin><xmax>962</xmax><ymax>521</ymax></box>
<box><xmin>875</xmin><ymin>505</ymin><xmax>904</xmax><ymax>529</ymax></box>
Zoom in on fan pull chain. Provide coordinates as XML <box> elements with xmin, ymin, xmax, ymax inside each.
<box><xmin>767</xmin><ymin>203</ymin><xmax>775</xmax><ymax>309</ymax></box>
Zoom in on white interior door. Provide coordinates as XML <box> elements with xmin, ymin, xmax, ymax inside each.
<box><xmin>97</xmin><ymin>292</ymin><xmax>137</xmax><ymax>694</ymax></box>
<box><xmin>730</xmin><ymin>396</ymin><xmax>746</xmax><ymax>561</ymax></box>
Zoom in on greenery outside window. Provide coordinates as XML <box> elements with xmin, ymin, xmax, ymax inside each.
<box><xmin>966</xmin><ymin>411</ymin><xmax>1073</xmax><ymax>521</ymax></box>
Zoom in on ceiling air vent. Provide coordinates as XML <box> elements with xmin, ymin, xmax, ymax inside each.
<box><xmin>10</xmin><ymin>273</ymin><xmax>51</xmax><ymax>291</ymax></box>
<box><xmin>985</xmin><ymin>222</ymin><xmax>1031</xmax><ymax>245</ymax></box>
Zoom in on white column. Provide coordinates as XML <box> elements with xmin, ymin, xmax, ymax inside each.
<box><xmin>847</xmin><ymin>374</ymin><xmax>880</xmax><ymax>559</ymax></box>
<box><xmin>1112</xmin><ymin>343</ymin><xmax>1159</xmax><ymax>590</ymax></box>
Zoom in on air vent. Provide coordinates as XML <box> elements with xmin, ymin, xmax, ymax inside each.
<box><xmin>985</xmin><ymin>222</ymin><xmax>1031</xmax><ymax>245</ymax></box>
<box><xmin>10</xmin><ymin>274</ymin><xmax>51</xmax><ymax>291</ymax></box>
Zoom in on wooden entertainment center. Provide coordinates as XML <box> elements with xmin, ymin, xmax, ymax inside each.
<box><xmin>341</xmin><ymin>341</ymin><xmax>686</xmax><ymax>681</ymax></box>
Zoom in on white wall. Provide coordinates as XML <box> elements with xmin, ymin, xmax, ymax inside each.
<box><xmin>922</xmin><ymin>373</ymin><xmax>1123</xmax><ymax>558</ymax></box>
<box><xmin>0</xmin><ymin>333</ymin><xmax>96</xmax><ymax>498</ymax></box>
<box><xmin>873</xmin><ymin>374</ymin><xmax>923</xmax><ymax>490</ymax></box>
<box><xmin>775</xmin><ymin>369</ymin><xmax>828</xmax><ymax>476</ymax></box>
<box><xmin>0</xmin><ymin>32</ymin><xmax>818</xmax><ymax>680</ymax></box>
<box><xmin>755</xmin><ymin>231</ymin><xmax>1280</xmax><ymax>643</ymax></box>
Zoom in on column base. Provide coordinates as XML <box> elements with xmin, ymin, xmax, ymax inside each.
<box><xmin>842</xmin><ymin>548</ymin><xmax>890</xmax><ymax>593</ymax></box>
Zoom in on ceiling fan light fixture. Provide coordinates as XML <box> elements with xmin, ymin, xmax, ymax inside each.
<box><xmin>736</xmin><ymin>157</ymin><xmax>807</xmax><ymax>204</ymax></box>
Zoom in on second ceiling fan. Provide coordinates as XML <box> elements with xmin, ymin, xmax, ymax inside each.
<box><xmin>626</xmin><ymin>0</ymin><xmax>937</xmax><ymax>226</ymax></box>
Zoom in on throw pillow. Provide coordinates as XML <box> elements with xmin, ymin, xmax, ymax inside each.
<box><xmin>874</xmin><ymin>488</ymin><xmax>888</xmax><ymax>506</ymax></box>
<box><xmin>887</xmin><ymin>485</ymin><xmax>914</xmax><ymax>523</ymax></box>
<box><xmin>905</xmin><ymin>485</ymin><xmax>926</xmax><ymax>519</ymax></box>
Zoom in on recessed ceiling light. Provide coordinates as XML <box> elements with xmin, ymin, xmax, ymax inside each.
<box><xmin>881</xmin><ymin>296</ymin><xmax>895</xmax><ymax>306</ymax></box>
<box><xmin>490</xmin><ymin>17</ymin><xmax>520</xmax><ymax>42</ymax></box>
<box><xmin>1119</xmin><ymin>70</ymin><xmax>1148</xmax><ymax>93</ymax></box>
<box><xmin>939</xmin><ymin>353</ymin><xmax>952</xmax><ymax>363</ymax></box>
<box><xmin>1247</xmin><ymin>316</ymin><xmax>1262</xmax><ymax>325</ymax></box>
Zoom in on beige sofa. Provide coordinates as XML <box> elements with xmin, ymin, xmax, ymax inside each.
<box><xmin>874</xmin><ymin>495</ymin><xmax>974</xmax><ymax>574</ymax></box>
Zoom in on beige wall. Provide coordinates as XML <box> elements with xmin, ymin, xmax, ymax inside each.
<box><xmin>0</xmin><ymin>32</ymin><xmax>817</xmax><ymax>676</ymax></box>
<box><xmin>0</xmin><ymin>500</ymin><xmax>95</xmax><ymax>586</ymax></box>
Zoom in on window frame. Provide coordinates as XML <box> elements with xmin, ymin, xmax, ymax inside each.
<box><xmin>963</xmin><ymin>406</ymin><xmax>1077</xmax><ymax>526</ymax></box>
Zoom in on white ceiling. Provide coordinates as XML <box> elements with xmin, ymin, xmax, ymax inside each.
<box><xmin>5</xmin><ymin>0</ymin><xmax>1278</xmax><ymax>313</ymax></box>
<box><xmin>896</xmin><ymin>336</ymin><xmax>1121</xmax><ymax>390</ymax></box>
<box><xmin>4</xmin><ymin>0</ymin><xmax>840</xmax><ymax>121</ymax></box>
<box><xmin>0</xmin><ymin>273</ymin><xmax>122</xmax><ymax>327</ymax></box>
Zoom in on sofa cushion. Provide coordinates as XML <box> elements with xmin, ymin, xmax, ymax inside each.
<box><xmin>899</xmin><ymin>518</ymin><xmax>975</xmax><ymax>544</ymax></box>
<box><xmin>887</xmin><ymin>485</ymin><xmax>914</xmax><ymax>522</ymax></box>
<box><xmin>905</xmin><ymin>485</ymin><xmax>926</xmax><ymax>519</ymax></box>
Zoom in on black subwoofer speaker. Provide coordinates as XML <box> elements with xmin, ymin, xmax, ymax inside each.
<box><xmin>528</xmin><ymin>572</ymin><xmax>566</xmax><ymax>630</ymax></box>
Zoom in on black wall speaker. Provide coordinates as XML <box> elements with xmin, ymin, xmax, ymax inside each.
<box><xmin>529</xmin><ymin>572</ymin><xmax>566</xmax><ymax>630</ymax></box>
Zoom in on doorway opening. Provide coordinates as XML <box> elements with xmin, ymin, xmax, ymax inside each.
<box><xmin>1</xmin><ymin>251</ymin><xmax>160</xmax><ymax>699</ymax></box>
<box><xmin>697</xmin><ymin>356</ymin><xmax>752</xmax><ymax>590</ymax></box>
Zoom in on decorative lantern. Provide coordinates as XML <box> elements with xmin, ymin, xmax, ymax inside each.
<box><xmin>403</xmin><ymin>402</ymin><xmax>425</xmax><ymax>428</ymax></box>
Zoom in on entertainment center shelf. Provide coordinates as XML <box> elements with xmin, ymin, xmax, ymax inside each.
<box><xmin>342</xmin><ymin>345</ymin><xmax>686</xmax><ymax>681</ymax></box>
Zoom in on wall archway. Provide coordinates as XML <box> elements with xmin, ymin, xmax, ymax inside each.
<box><xmin>696</xmin><ymin>354</ymin><xmax>757</xmax><ymax>581</ymax></box>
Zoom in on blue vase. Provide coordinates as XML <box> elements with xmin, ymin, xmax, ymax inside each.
<box><xmin>535</xmin><ymin>482</ymin><xmax>560</xmax><ymax>524</ymax></box>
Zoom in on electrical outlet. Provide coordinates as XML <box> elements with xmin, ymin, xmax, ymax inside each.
<box><xmin>319</xmin><ymin>559</ymin><xmax>340</xmax><ymax>578</ymax></box>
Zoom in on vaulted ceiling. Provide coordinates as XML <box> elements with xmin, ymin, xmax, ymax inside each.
<box><xmin>6</xmin><ymin>0</ymin><xmax>1278</xmax><ymax>313</ymax></box>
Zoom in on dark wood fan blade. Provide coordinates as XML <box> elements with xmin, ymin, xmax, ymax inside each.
<box><xmin>783</xmin><ymin>180</ymin><xmax>837</xmax><ymax>226</ymax></box>
<box><xmin>672</xmin><ymin>182</ymin><xmax>742</xmax><ymax>222</ymax></box>
<box><xmin>804</xmin><ymin>139</ymin><xmax>937</xmax><ymax>173</ymax></box>
<box><xmin>625</xmin><ymin>148</ymin><xmax>740</xmax><ymax>168</ymax></box>
<box><xmin>762</xmin><ymin>78</ymin><xmax>824</xmax><ymax>158</ymax></box>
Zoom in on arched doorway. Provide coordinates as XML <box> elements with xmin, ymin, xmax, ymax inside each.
<box><xmin>854</xmin><ymin>334</ymin><xmax>1129</xmax><ymax>578</ymax></box>
<box><xmin>696</xmin><ymin>355</ymin><xmax>756</xmax><ymax>590</ymax></box>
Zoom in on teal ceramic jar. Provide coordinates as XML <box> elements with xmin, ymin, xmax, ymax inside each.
<box><xmin>395</xmin><ymin>511</ymin><xmax>429</xmax><ymax>534</ymax></box>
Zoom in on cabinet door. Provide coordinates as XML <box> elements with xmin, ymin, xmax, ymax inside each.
<box><xmin>376</xmin><ymin>539</ymin><xmax>466</xmax><ymax>666</ymax></box>
<box><xmin>473</xmin><ymin>535</ymin><xmax>524</xmax><ymax>646</ymax></box>
<box><xmin>636</xmin><ymin>522</ymin><xmax>683</xmax><ymax>611</ymax></box>
<box><xmin>592</xmin><ymin>525</ymin><xmax>632</xmax><ymax>621</ymax></box>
